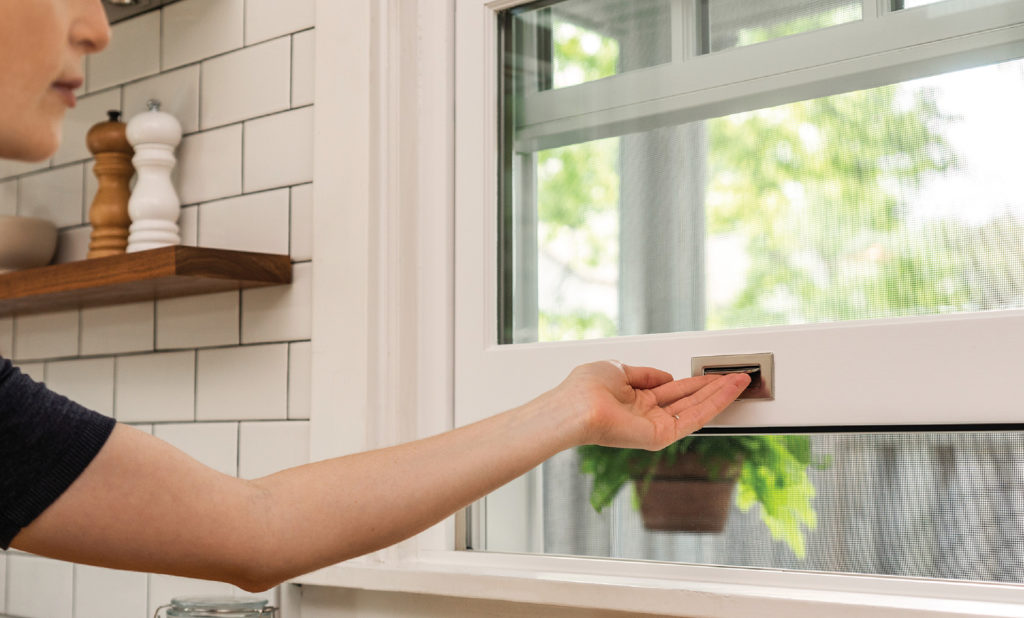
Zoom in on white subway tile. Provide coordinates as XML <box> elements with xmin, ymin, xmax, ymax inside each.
<box><xmin>156</xmin><ymin>290</ymin><xmax>239</xmax><ymax>349</ymax></box>
<box><xmin>148</xmin><ymin>575</ymin><xmax>273</xmax><ymax>618</ymax></box>
<box><xmin>288</xmin><ymin>340</ymin><xmax>311</xmax><ymax>420</ymax></box>
<box><xmin>245</xmin><ymin>0</ymin><xmax>314</xmax><ymax>44</ymax></box>
<box><xmin>243</xmin><ymin>107</ymin><xmax>313</xmax><ymax>192</ymax></box>
<box><xmin>74</xmin><ymin>565</ymin><xmax>148</xmax><ymax>618</ymax></box>
<box><xmin>116</xmin><ymin>350</ymin><xmax>195</xmax><ymax>423</ymax></box>
<box><xmin>153</xmin><ymin>422</ymin><xmax>238</xmax><ymax>476</ymax></box>
<box><xmin>163</xmin><ymin>0</ymin><xmax>244</xmax><ymax>70</ymax></box>
<box><xmin>197</xmin><ymin>344</ymin><xmax>287</xmax><ymax>421</ymax></box>
<box><xmin>198</xmin><ymin>189</ymin><xmax>289</xmax><ymax>255</ymax></box>
<box><xmin>130</xmin><ymin>423</ymin><xmax>154</xmax><ymax>434</ymax></box>
<box><xmin>291</xmin><ymin>30</ymin><xmax>315</xmax><ymax>107</ymax></box>
<box><xmin>18</xmin><ymin>164</ymin><xmax>84</xmax><ymax>227</ymax></box>
<box><xmin>54</xmin><ymin>224</ymin><xmax>90</xmax><ymax>264</ymax></box>
<box><xmin>180</xmin><ymin>204</ymin><xmax>198</xmax><ymax>246</ymax></box>
<box><xmin>177</xmin><ymin>125</ymin><xmax>242</xmax><ymax>204</ymax></box>
<box><xmin>239</xmin><ymin>420</ymin><xmax>309</xmax><ymax>479</ymax></box>
<box><xmin>7</xmin><ymin>554</ymin><xmax>73</xmax><ymax>618</ymax></box>
<box><xmin>81</xmin><ymin>301</ymin><xmax>154</xmax><ymax>355</ymax></box>
<box><xmin>87</xmin><ymin>12</ymin><xmax>161</xmax><ymax>92</ymax></box>
<box><xmin>201</xmin><ymin>38</ymin><xmax>290</xmax><ymax>129</ymax></box>
<box><xmin>290</xmin><ymin>183</ymin><xmax>312</xmax><ymax>260</ymax></box>
<box><xmin>0</xmin><ymin>317</ymin><xmax>11</xmax><ymax>358</ymax></box>
<box><xmin>242</xmin><ymin>261</ymin><xmax>311</xmax><ymax>343</ymax></box>
<box><xmin>15</xmin><ymin>361</ymin><xmax>45</xmax><ymax>383</ymax></box>
<box><xmin>0</xmin><ymin>157</ymin><xmax>48</xmax><ymax>181</ymax></box>
<box><xmin>124</xmin><ymin>65</ymin><xmax>201</xmax><ymax>134</ymax></box>
<box><xmin>0</xmin><ymin>552</ymin><xmax>5</xmax><ymax>614</ymax></box>
<box><xmin>54</xmin><ymin>88</ymin><xmax>122</xmax><ymax>166</ymax></box>
<box><xmin>46</xmin><ymin>357</ymin><xmax>115</xmax><ymax>416</ymax></box>
<box><xmin>0</xmin><ymin>178</ymin><xmax>17</xmax><ymax>215</ymax></box>
<box><xmin>12</xmin><ymin>310</ymin><xmax>79</xmax><ymax>361</ymax></box>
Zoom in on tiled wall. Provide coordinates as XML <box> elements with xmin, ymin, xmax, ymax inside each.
<box><xmin>0</xmin><ymin>0</ymin><xmax>314</xmax><ymax>616</ymax></box>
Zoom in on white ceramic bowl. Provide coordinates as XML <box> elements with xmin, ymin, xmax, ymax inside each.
<box><xmin>0</xmin><ymin>215</ymin><xmax>58</xmax><ymax>273</ymax></box>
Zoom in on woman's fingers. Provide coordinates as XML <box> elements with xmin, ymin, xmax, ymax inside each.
<box><xmin>650</xmin><ymin>374</ymin><xmax>723</xmax><ymax>406</ymax></box>
<box><xmin>619</xmin><ymin>363</ymin><xmax>674</xmax><ymax>390</ymax></box>
<box><xmin>665</xmin><ymin>373</ymin><xmax>750</xmax><ymax>434</ymax></box>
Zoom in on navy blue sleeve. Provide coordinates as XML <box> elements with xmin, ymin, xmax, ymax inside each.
<box><xmin>0</xmin><ymin>357</ymin><xmax>116</xmax><ymax>549</ymax></box>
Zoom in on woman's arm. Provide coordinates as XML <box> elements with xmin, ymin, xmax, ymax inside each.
<box><xmin>11</xmin><ymin>361</ymin><xmax>749</xmax><ymax>591</ymax></box>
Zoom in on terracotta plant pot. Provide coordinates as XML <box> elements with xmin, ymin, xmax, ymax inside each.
<box><xmin>634</xmin><ymin>453</ymin><xmax>741</xmax><ymax>533</ymax></box>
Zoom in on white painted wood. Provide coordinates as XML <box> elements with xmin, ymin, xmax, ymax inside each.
<box><xmin>18</xmin><ymin>164</ymin><xmax>84</xmax><ymax>227</ymax></box>
<box><xmin>243</xmin><ymin>107</ymin><xmax>314</xmax><ymax>192</ymax></box>
<box><xmin>126</xmin><ymin>101</ymin><xmax>183</xmax><ymax>252</ymax></box>
<box><xmin>86</xmin><ymin>11</ymin><xmax>160</xmax><ymax>92</ymax></box>
<box><xmin>198</xmin><ymin>188</ymin><xmax>289</xmax><ymax>255</ymax></box>
<box><xmin>45</xmin><ymin>357</ymin><xmax>115</xmax><ymax>416</ymax></box>
<box><xmin>200</xmin><ymin>38</ymin><xmax>291</xmax><ymax>130</ymax></box>
<box><xmin>162</xmin><ymin>0</ymin><xmax>244</xmax><ymax>70</ymax></box>
<box><xmin>176</xmin><ymin>125</ymin><xmax>242</xmax><ymax>205</ymax></box>
<box><xmin>74</xmin><ymin>565</ymin><xmax>148</xmax><ymax>618</ymax></box>
<box><xmin>309</xmin><ymin>0</ymin><xmax>372</xmax><ymax>461</ymax></box>
<box><xmin>124</xmin><ymin>65</ymin><xmax>202</xmax><ymax>135</ymax></box>
<box><xmin>514</xmin><ymin>0</ymin><xmax>1024</xmax><ymax>151</ymax></box>
<box><xmin>115</xmin><ymin>350</ymin><xmax>196</xmax><ymax>423</ymax></box>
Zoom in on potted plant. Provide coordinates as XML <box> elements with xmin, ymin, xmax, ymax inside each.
<box><xmin>578</xmin><ymin>435</ymin><xmax>828</xmax><ymax>557</ymax></box>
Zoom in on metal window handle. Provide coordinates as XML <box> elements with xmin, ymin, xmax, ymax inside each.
<box><xmin>692</xmin><ymin>353</ymin><xmax>774</xmax><ymax>400</ymax></box>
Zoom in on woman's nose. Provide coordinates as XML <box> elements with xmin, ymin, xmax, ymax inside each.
<box><xmin>70</xmin><ymin>0</ymin><xmax>112</xmax><ymax>54</ymax></box>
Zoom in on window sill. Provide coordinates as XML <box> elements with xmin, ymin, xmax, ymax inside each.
<box><xmin>294</xmin><ymin>551</ymin><xmax>1024</xmax><ymax>617</ymax></box>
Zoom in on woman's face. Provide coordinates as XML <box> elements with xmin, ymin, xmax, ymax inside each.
<box><xmin>0</xmin><ymin>0</ymin><xmax>110</xmax><ymax>161</ymax></box>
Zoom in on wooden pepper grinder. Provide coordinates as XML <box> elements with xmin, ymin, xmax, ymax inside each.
<box><xmin>126</xmin><ymin>100</ymin><xmax>182</xmax><ymax>253</ymax></box>
<box><xmin>86</xmin><ymin>110</ymin><xmax>134</xmax><ymax>258</ymax></box>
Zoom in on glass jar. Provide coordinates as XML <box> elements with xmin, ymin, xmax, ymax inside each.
<box><xmin>154</xmin><ymin>596</ymin><xmax>278</xmax><ymax>618</ymax></box>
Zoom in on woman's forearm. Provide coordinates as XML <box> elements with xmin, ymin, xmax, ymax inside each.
<box><xmin>13</xmin><ymin>363</ymin><xmax>747</xmax><ymax>591</ymax></box>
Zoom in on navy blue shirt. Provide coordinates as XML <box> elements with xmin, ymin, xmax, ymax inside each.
<box><xmin>0</xmin><ymin>357</ymin><xmax>115</xmax><ymax>549</ymax></box>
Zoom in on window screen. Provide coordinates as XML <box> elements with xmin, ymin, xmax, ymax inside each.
<box><xmin>485</xmin><ymin>432</ymin><xmax>1024</xmax><ymax>584</ymax></box>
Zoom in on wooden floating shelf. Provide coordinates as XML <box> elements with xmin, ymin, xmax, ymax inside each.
<box><xmin>0</xmin><ymin>246</ymin><xmax>292</xmax><ymax>318</ymax></box>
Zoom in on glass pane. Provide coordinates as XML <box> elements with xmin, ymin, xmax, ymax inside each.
<box><xmin>481</xmin><ymin>432</ymin><xmax>1024</xmax><ymax>584</ymax></box>
<box><xmin>506</xmin><ymin>0</ymin><xmax>672</xmax><ymax>92</ymax></box>
<box><xmin>705</xmin><ymin>0</ymin><xmax>861</xmax><ymax>54</ymax></box>
<box><xmin>502</xmin><ymin>57</ymin><xmax>1024</xmax><ymax>343</ymax></box>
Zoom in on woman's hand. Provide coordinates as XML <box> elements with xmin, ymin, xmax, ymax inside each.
<box><xmin>547</xmin><ymin>361</ymin><xmax>751</xmax><ymax>451</ymax></box>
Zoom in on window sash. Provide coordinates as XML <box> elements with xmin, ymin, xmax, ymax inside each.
<box><xmin>513</xmin><ymin>0</ymin><xmax>1024</xmax><ymax>152</ymax></box>
<box><xmin>462</xmin><ymin>0</ymin><xmax>1024</xmax><ymax>429</ymax></box>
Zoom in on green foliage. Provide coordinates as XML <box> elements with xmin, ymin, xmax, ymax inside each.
<box><xmin>578</xmin><ymin>436</ymin><xmax>829</xmax><ymax>558</ymax></box>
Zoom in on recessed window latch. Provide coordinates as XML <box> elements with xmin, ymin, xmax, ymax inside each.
<box><xmin>691</xmin><ymin>353</ymin><xmax>774</xmax><ymax>400</ymax></box>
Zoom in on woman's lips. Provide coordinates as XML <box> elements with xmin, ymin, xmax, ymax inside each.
<box><xmin>51</xmin><ymin>79</ymin><xmax>84</xmax><ymax>108</ymax></box>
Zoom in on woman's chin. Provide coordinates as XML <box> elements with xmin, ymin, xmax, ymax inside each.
<box><xmin>0</xmin><ymin>129</ymin><xmax>59</xmax><ymax>162</ymax></box>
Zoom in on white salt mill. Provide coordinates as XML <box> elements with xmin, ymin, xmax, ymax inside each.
<box><xmin>126</xmin><ymin>100</ymin><xmax>182</xmax><ymax>252</ymax></box>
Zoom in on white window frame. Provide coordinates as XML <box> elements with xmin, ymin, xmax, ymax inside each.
<box><xmin>299</xmin><ymin>0</ymin><xmax>1024</xmax><ymax>615</ymax></box>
